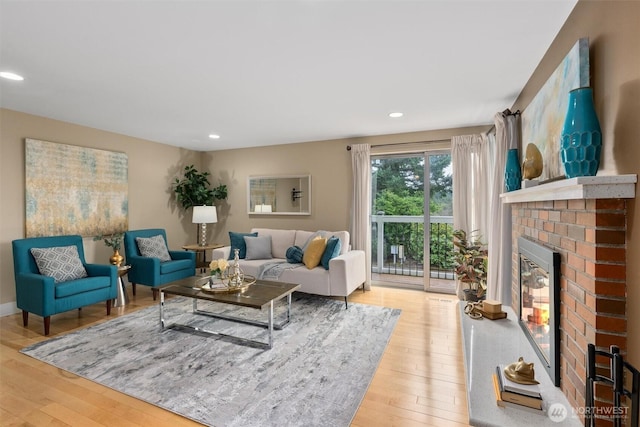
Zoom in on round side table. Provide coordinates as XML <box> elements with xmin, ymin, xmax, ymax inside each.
<box><xmin>114</xmin><ymin>265</ymin><xmax>131</xmax><ymax>307</ymax></box>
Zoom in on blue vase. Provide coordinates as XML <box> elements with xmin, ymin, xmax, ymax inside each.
<box><xmin>560</xmin><ymin>87</ymin><xmax>602</xmax><ymax>178</ymax></box>
<box><xmin>504</xmin><ymin>148</ymin><xmax>521</xmax><ymax>192</ymax></box>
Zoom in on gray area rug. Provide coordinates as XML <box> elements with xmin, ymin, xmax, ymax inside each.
<box><xmin>21</xmin><ymin>293</ymin><xmax>400</xmax><ymax>427</ymax></box>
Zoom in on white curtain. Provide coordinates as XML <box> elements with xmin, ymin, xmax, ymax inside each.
<box><xmin>452</xmin><ymin>134</ymin><xmax>493</xmax><ymax>299</ymax></box>
<box><xmin>487</xmin><ymin>112</ymin><xmax>521</xmax><ymax>304</ymax></box>
<box><xmin>452</xmin><ymin>134</ymin><xmax>492</xmax><ymax>235</ymax></box>
<box><xmin>350</xmin><ymin>144</ymin><xmax>372</xmax><ymax>290</ymax></box>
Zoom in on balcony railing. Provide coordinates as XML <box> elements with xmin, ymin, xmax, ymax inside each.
<box><xmin>371</xmin><ymin>214</ymin><xmax>455</xmax><ymax>280</ymax></box>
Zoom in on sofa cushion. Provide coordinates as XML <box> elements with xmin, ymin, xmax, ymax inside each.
<box><xmin>30</xmin><ymin>245</ymin><xmax>88</xmax><ymax>283</ymax></box>
<box><xmin>251</xmin><ymin>228</ymin><xmax>296</xmax><ymax>258</ymax></box>
<box><xmin>286</xmin><ymin>246</ymin><xmax>304</xmax><ymax>263</ymax></box>
<box><xmin>228</xmin><ymin>231</ymin><xmax>258</xmax><ymax>260</ymax></box>
<box><xmin>244</xmin><ymin>235</ymin><xmax>273</xmax><ymax>260</ymax></box>
<box><xmin>321</xmin><ymin>236</ymin><xmax>342</xmax><ymax>270</ymax></box>
<box><xmin>136</xmin><ymin>235</ymin><xmax>171</xmax><ymax>262</ymax></box>
<box><xmin>303</xmin><ymin>237</ymin><xmax>327</xmax><ymax>269</ymax></box>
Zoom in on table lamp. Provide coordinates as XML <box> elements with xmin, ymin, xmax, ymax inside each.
<box><xmin>192</xmin><ymin>205</ymin><xmax>217</xmax><ymax>246</ymax></box>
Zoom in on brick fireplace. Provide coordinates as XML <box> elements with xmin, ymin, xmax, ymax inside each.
<box><xmin>503</xmin><ymin>175</ymin><xmax>636</xmax><ymax>415</ymax></box>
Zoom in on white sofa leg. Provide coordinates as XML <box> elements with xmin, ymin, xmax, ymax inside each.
<box><xmin>344</xmin><ymin>296</ymin><xmax>348</xmax><ymax>309</ymax></box>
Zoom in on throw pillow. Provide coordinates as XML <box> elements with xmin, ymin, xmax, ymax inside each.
<box><xmin>244</xmin><ymin>235</ymin><xmax>273</xmax><ymax>260</ymax></box>
<box><xmin>302</xmin><ymin>236</ymin><xmax>327</xmax><ymax>269</ymax></box>
<box><xmin>30</xmin><ymin>245</ymin><xmax>88</xmax><ymax>283</ymax></box>
<box><xmin>228</xmin><ymin>231</ymin><xmax>258</xmax><ymax>260</ymax></box>
<box><xmin>136</xmin><ymin>235</ymin><xmax>172</xmax><ymax>262</ymax></box>
<box><xmin>285</xmin><ymin>245</ymin><xmax>304</xmax><ymax>264</ymax></box>
<box><xmin>302</xmin><ymin>230</ymin><xmax>330</xmax><ymax>252</ymax></box>
<box><xmin>321</xmin><ymin>236</ymin><xmax>342</xmax><ymax>270</ymax></box>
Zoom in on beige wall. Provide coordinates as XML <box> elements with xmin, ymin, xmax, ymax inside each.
<box><xmin>511</xmin><ymin>0</ymin><xmax>640</xmax><ymax>365</ymax></box>
<box><xmin>0</xmin><ymin>109</ymin><xmax>200</xmax><ymax>309</ymax></box>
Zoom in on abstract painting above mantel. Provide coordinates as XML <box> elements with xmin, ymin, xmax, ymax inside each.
<box><xmin>521</xmin><ymin>38</ymin><xmax>590</xmax><ymax>181</ymax></box>
<box><xmin>25</xmin><ymin>138</ymin><xmax>128</xmax><ymax>237</ymax></box>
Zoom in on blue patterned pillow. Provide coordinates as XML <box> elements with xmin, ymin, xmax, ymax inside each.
<box><xmin>228</xmin><ymin>231</ymin><xmax>258</xmax><ymax>260</ymax></box>
<box><xmin>286</xmin><ymin>245</ymin><xmax>304</xmax><ymax>264</ymax></box>
<box><xmin>321</xmin><ymin>236</ymin><xmax>342</xmax><ymax>270</ymax></box>
<box><xmin>30</xmin><ymin>245</ymin><xmax>88</xmax><ymax>283</ymax></box>
<box><xmin>136</xmin><ymin>235</ymin><xmax>171</xmax><ymax>262</ymax></box>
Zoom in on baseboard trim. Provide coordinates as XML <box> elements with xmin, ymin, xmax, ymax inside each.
<box><xmin>0</xmin><ymin>301</ymin><xmax>19</xmax><ymax>317</ymax></box>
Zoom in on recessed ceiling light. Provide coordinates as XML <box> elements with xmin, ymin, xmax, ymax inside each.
<box><xmin>0</xmin><ymin>71</ymin><xmax>24</xmax><ymax>81</ymax></box>
<box><xmin>208</xmin><ymin>134</ymin><xmax>220</xmax><ymax>140</ymax></box>
<box><xmin>389</xmin><ymin>112</ymin><xmax>403</xmax><ymax>118</ymax></box>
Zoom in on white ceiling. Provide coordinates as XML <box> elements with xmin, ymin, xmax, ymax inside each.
<box><xmin>0</xmin><ymin>0</ymin><xmax>578</xmax><ymax>152</ymax></box>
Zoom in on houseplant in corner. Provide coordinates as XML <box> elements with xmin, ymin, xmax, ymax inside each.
<box><xmin>173</xmin><ymin>165</ymin><xmax>228</xmax><ymax>210</ymax></box>
<box><xmin>453</xmin><ymin>229</ymin><xmax>488</xmax><ymax>301</ymax></box>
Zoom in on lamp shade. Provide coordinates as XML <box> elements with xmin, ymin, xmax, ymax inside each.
<box><xmin>192</xmin><ymin>205</ymin><xmax>217</xmax><ymax>224</ymax></box>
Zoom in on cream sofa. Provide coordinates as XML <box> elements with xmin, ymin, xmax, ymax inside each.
<box><xmin>211</xmin><ymin>228</ymin><xmax>366</xmax><ymax>307</ymax></box>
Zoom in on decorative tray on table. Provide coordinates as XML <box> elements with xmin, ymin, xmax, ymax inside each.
<box><xmin>199</xmin><ymin>275</ymin><xmax>257</xmax><ymax>294</ymax></box>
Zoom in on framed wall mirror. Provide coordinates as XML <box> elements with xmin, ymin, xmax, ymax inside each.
<box><xmin>247</xmin><ymin>174</ymin><xmax>311</xmax><ymax>215</ymax></box>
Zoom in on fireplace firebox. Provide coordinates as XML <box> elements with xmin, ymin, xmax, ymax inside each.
<box><xmin>518</xmin><ymin>237</ymin><xmax>561</xmax><ymax>386</ymax></box>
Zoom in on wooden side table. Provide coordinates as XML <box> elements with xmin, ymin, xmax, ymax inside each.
<box><xmin>182</xmin><ymin>243</ymin><xmax>224</xmax><ymax>271</ymax></box>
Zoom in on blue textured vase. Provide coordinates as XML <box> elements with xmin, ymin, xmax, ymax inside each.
<box><xmin>504</xmin><ymin>148</ymin><xmax>522</xmax><ymax>192</ymax></box>
<box><xmin>560</xmin><ymin>87</ymin><xmax>602</xmax><ymax>178</ymax></box>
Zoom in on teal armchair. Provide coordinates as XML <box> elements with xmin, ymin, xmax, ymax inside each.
<box><xmin>12</xmin><ymin>235</ymin><xmax>117</xmax><ymax>335</ymax></box>
<box><xmin>123</xmin><ymin>229</ymin><xmax>195</xmax><ymax>300</ymax></box>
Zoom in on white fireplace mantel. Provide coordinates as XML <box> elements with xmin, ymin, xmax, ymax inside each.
<box><xmin>501</xmin><ymin>174</ymin><xmax>637</xmax><ymax>204</ymax></box>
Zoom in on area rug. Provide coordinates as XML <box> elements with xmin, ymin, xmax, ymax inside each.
<box><xmin>21</xmin><ymin>293</ymin><xmax>400</xmax><ymax>427</ymax></box>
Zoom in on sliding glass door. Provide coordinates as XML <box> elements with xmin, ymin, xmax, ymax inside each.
<box><xmin>370</xmin><ymin>151</ymin><xmax>454</xmax><ymax>293</ymax></box>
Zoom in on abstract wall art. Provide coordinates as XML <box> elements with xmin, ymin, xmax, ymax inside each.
<box><xmin>521</xmin><ymin>38</ymin><xmax>590</xmax><ymax>181</ymax></box>
<box><xmin>25</xmin><ymin>138</ymin><xmax>128</xmax><ymax>237</ymax></box>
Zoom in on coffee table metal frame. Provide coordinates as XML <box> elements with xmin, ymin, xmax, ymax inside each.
<box><xmin>159</xmin><ymin>276</ymin><xmax>300</xmax><ymax>349</ymax></box>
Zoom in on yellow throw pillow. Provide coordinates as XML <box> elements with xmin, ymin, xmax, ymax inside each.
<box><xmin>303</xmin><ymin>236</ymin><xmax>327</xmax><ymax>269</ymax></box>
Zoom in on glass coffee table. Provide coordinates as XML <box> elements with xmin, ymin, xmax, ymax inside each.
<box><xmin>159</xmin><ymin>275</ymin><xmax>300</xmax><ymax>349</ymax></box>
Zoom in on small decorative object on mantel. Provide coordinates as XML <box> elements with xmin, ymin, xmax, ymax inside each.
<box><xmin>479</xmin><ymin>299</ymin><xmax>508</xmax><ymax>320</ymax></box>
<box><xmin>560</xmin><ymin>87</ymin><xmax>602</xmax><ymax>178</ymax></box>
<box><xmin>94</xmin><ymin>232</ymin><xmax>125</xmax><ymax>266</ymax></box>
<box><xmin>521</xmin><ymin>143</ymin><xmax>543</xmax><ymax>188</ymax></box>
<box><xmin>504</xmin><ymin>148</ymin><xmax>522</xmax><ymax>192</ymax></box>
<box><xmin>504</xmin><ymin>357</ymin><xmax>540</xmax><ymax>385</ymax></box>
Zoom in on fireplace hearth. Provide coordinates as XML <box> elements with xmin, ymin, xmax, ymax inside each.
<box><xmin>518</xmin><ymin>237</ymin><xmax>561</xmax><ymax>386</ymax></box>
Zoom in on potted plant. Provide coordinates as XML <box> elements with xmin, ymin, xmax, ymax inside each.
<box><xmin>453</xmin><ymin>229</ymin><xmax>488</xmax><ymax>301</ymax></box>
<box><xmin>173</xmin><ymin>165</ymin><xmax>227</xmax><ymax>210</ymax></box>
<box><xmin>94</xmin><ymin>232</ymin><xmax>125</xmax><ymax>266</ymax></box>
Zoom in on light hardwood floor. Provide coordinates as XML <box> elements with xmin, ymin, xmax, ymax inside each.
<box><xmin>0</xmin><ymin>285</ymin><xmax>470</xmax><ymax>427</ymax></box>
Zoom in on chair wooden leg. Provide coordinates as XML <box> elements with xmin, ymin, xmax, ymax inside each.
<box><xmin>106</xmin><ymin>300</ymin><xmax>112</xmax><ymax>315</ymax></box>
<box><xmin>152</xmin><ymin>288</ymin><xmax>158</xmax><ymax>301</ymax></box>
<box><xmin>44</xmin><ymin>316</ymin><xmax>51</xmax><ymax>335</ymax></box>
<box><xmin>132</xmin><ymin>283</ymin><xmax>137</xmax><ymax>296</ymax></box>
<box><xmin>22</xmin><ymin>310</ymin><xmax>28</xmax><ymax>326</ymax></box>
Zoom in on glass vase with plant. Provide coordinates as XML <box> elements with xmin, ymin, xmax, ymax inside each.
<box><xmin>209</xmin><ymin>258</ymin><xmax>229</xmax><ymax>283</ymax></box>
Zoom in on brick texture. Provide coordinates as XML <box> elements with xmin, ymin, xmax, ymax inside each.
<box><xmin>511</xmin><ymin>198</ymin><xmax>628</xmax><ymax>412</ymax></box>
